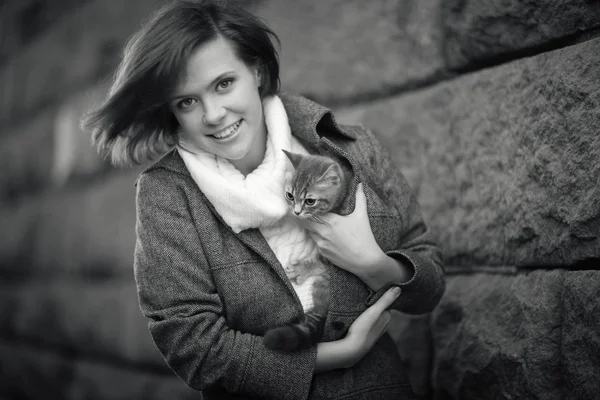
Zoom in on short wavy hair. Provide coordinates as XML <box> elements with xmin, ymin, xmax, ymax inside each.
<box><xmin>82</xmin><ymin>0</ymin><xmax>280</xmax><ymax>166</ymax></box>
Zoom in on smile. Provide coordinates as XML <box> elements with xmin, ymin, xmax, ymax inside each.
<box><xmin>210</xmin><ymin>120</ymin><xmax>242</xmax><ymax>140</ymax></box>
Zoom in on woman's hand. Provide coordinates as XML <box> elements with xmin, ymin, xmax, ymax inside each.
<box><xmin>314</xmin><ymin>286</ymin><xmax>400</xmax><ymax>372</ymax></box>
<box><xmin>304</xmin><ymin>182</ymin><xmax>413</xmax><ymax>290</ymax></box>
<box><xmin>344</xmin><ymin>286</ymin><xmax>400</xmax><ymax>365</ymax></box>
<box><xmin>303</xmin><ymin>182</ymin><xmax>385</xmax><ymax>273</ymax></box>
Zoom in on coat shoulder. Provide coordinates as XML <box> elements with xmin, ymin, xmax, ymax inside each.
<box><xmin>134</xmin><ymin>149</ymin><xmax>190</xmax><ymax>189</ymax></box>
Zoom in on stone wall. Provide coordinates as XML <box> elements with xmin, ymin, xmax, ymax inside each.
<box><xmin>1</xmin><ymin>0</ymin><xmax>599</xmax><ymax>399</ymax></box>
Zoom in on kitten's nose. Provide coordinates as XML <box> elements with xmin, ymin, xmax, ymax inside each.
<box><xmin>293</xmin><ymin>210</ymin><xmax>301</xmax><ymax>215</ymax></box>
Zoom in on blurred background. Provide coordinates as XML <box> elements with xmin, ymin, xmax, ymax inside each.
<box><xmin>1</xmin><ymin>0</ymin><xmax>600</xmax><ymax>399</ymax></box>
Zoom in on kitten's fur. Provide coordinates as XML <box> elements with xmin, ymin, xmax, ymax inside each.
<box><xmin>263</xmin><ymin>150</ymin><xmax>350</xmax><ymax>352</ymax></box>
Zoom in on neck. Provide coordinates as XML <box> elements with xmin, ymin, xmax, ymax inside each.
<box><xmin>230</xmin><ymin>119</ymin><xmax>268</xmax><ymax>176</ymax></box>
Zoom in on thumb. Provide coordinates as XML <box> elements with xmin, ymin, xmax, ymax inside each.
<box><xmin>370</xmin><ymin>287</ymin><xmax>401</xmax><ymax>314</ymax></box>
<box><xmin>354</xmin><ymin>182</ymin><xmax>367</xmax><ymax>213</ymax></box>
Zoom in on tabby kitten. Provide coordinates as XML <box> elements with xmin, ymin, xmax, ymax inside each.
<box><xmin>263</xmin><ymin>150</ymin><xmax>350</xmax><ymax>352</ymax></box>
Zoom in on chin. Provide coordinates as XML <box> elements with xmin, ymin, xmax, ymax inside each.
<box><xmin>222</xmin><ymin>145</ymin><xmax>251</xmax><ymax>161</ymax></box>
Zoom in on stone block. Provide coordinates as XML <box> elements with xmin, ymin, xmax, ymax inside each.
<box><xmin>254</xmin><ymin>0</ymin><xmax>444</xmax><ymax>104</ymax></box>
<box><xmin>0</xmin><ymin>341</ymin><xmax>71</xmax><ymax>400</ymax></box>
<box><xmin>0</xmin><ymin>279</ymin><xmax>163</xmax><ymax>367</ymax></box>
<box><xmin>442</xmin><ymin>0</ymin><xmax>600</xmax><ymax>68</ymax></box>
<box><xmin>68</xmin><ymin>361</ymin><xmax>200</xmax><ymax>400</ymax></box>
<box><xmin>0</xmin><ymin>341</ymin><xmax>199</xmax><ymax>400</ymax></box>
<box><xmin>0</xmin><ymin>80</ymin><xmax>125</xmax><ymax>203</ymax></box>
<box><xmin>562</xmin><ymin>270</ymin><xmax>600</xmax><ymax>400</ymax></box>
<box><xmin>0</xmin><ymin>198</ymin><xmax>40</xmax><ymax>279</ymax></box>
<box><xmin>430</xmin><ymin>270</ymin><xmax>564</xmax><ymax>400</ymax></box>
<box><xmin>0</xmin><ymin>0</ymin><xmax>91</xmax><ymax>63</ymax></box>
<box><xmin>0</xmin><ymin>109</ymin><xmax>55</xmax><ymax>202</ymax></box>
<box><xmin>52</xmin><ymin>83</ymin><xmax>112</xmax><ymax>186</ymax></box>
<box><xmin>335</xmin><ymin>37</ymin><xmax>600</xmax><ymax>267</ymax></box>
<box><xmin>0</xmin><ymin>170</ymin><xmax>139</xmax><ymax>279</ymax></box>
<box><xmin>0</xmin><ymin>0</ymin><xmax>165</xmax><ymax>129</ymax></box>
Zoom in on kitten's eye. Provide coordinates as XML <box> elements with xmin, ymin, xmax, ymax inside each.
<box><xmin>285</xmin><ymin>191</ymin><xmax>294</xmax><ymax>201</ymax></box>
<box><xmin>305</xmin><ymin>198</ymin><xmax>316</xmax><ymax>206</ymax></box>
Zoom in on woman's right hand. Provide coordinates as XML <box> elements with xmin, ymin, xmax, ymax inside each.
<box><xmin>344</xmin><ymin>286</ymin><xmax>401</xmax><ymax>366</ymax></box>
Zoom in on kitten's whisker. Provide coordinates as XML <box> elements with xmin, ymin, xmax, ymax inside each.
<box><xmin>308</xmin><ymin>214</ymin><xmax>328</xmax><ymax>225</ymax></box>
<box><xmin>316</xmin><ymin>214</ymin><xmax>331</xmax><ymax>226</ymax></box>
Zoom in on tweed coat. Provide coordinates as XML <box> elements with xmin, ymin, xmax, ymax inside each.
<box><xmin>133</xmin><ymin>92</ymin><xmax>445</xmax><ymax>400</ymax></box>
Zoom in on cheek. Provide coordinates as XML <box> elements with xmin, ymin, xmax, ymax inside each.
<box><xmin>240</xmin><ymin>86</ymin><xmax>263</xmax><ymax>120</ymax></box>
<box><xmin>177</xmin><ymin>113</ymin><xmax>204</xmax><ymax>138</ymax></box>
<box><xmin>313</xmin><ymin>201</ymin><xmax>329</xmax><ymax>213</ymax></box>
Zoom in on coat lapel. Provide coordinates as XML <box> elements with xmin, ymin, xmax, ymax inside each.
<box><xmin>190</xmin><ymin>169</ymin><xmax>303</xmax><ymax>304</ymax></box>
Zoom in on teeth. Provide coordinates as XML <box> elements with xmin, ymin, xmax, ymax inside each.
<box><xmin>213</xmin><ymin>121</ymin><xmax>241</xmax><ymax>139</ymax></box>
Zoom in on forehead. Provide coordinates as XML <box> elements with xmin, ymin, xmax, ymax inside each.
<box><xmin>174</xmin><ymin>36</ymin><xmax>247</xmax><ymax>91</ymax></box>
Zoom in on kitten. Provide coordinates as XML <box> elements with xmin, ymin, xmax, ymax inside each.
<box><xmin>263</xmin><ymin>150</ymin><xmax>350</xmax><ymax>352</ymax></box>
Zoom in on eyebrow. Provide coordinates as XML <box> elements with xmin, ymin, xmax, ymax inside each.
<box><xmin>170</xmin><ymin>71</ymin><xmax>235</xmax><ymax>102</ymax></box>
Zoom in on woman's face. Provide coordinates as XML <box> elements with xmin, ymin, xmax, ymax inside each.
<box><xmin>170</xmin><ymin>35</ymin><xmax>265</xmax><ymax>164</ymax></box>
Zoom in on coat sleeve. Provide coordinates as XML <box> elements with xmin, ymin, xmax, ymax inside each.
<box><xmin>133</xmin><ymin>170</ymin><xmax>317</xmax><ymax>400</ymax></box>
<box><xmin>356</xmin><ymin>127</ymin><xmax>446</xmax><ymax>314</ymax></box>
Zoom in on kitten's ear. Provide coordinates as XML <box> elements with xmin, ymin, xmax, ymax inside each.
<box><xmin>282</xmin><ymin>150</ymin><xmax>303</xmax><ymax>169</ymax></box>
<box><xmin>316</xmin><ymin>163</ymin><xmax>342</xmax><ymax>185</ymax></box>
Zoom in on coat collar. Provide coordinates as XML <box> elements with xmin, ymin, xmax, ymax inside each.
<box><xmin>278</xmin><ymin>91</ymin><xmax>356</xmax><ymax>143</ymax></box>
<box><xmin>144</xmin><ymin>92</ymin><xmax>355</xmax><ymax>177</ymax></box>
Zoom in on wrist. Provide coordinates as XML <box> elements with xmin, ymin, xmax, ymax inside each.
<box><xmin>353</xmin><ymin>250</ymin><xmax>387</xmax><ymax>287</ymax></box>
<box><xmin>315</xmin><ymin>338</ymin><xmax>357</xmax><ymax>373</ymax></box>
<box><xmin>359</xmin><ymin>251</ymin><xmax>413</xmax><ymax>291</ymax></box>
<box><xmin>344</xmin><ymin>247</ymin><xmax>385</xmax><ymax>276</ymax></box>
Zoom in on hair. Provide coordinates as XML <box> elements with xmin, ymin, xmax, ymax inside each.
<box><xmin>81</xmin><ymin>0</ymin><xmax>281</xmax><ymax>166</ymax></box>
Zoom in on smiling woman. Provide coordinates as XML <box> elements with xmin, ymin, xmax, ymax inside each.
<box><xmin>80</xmin><ymin>1</ymin><xmax>444</xmax><ymax>399</ymax></box>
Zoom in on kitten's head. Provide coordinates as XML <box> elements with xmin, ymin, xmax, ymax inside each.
<box><xmin>282</xmin><ymin>150</ymin><xmax>347</xmax><ymax>221</ymax></box>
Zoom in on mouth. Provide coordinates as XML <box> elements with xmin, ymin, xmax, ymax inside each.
<box><xmin>209</xmin><ymin>120</ymin><xmax>243</xmax><ymax>140</ymax></box>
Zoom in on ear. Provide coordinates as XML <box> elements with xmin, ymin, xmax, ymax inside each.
<box><xmin>316</xmin><ymin>163</ymin><xmax>342</xmax><ymax>185</ymax></box>
<box><xmin>253</xmin><ymin>64</ymin><xmax>262</xmax><ymax>88</ymax></box>
<box><xmin>282</xmin><ymin>150</ymin><xmax>304</xmax><ymax>169</ymax></box>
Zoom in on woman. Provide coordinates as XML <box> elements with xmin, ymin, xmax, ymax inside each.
<box><xmin>83</xmin><ymin>1</ymin><xmax>445</xmax><ymax>399</ymax></box>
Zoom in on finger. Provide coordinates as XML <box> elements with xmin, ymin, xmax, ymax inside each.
<box><xmin>372</xmin><ymin>311</ymin><xmax>392</xmax><ymax>339</ymax></box>
<box><xmin>369</xmin><ymin>287</ymin><xmax>401</xmax><ymax>315</ymax></box>
<box><xmin>356</xmin><ymin>288</ymin><xmax>400</xmax><ymax>324</ymax></box>
<box><xmin>353</xmin><ymin>182</ymin><xmax>367</xmax><ymax>214</ymax></box>
<box><xmin>376</xmin><ymin>324</ymin><xmax>390</xmax><ymax>342</ymax></box>
<box><xmin>378</xmin><ymin>310</ymin><xmax>392</xmax><ymax>327</ymax></box>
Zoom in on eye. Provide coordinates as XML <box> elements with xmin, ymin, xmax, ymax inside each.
<box><xmin>177</xmin><ymin>98</ymin><xmax>197</xmax><ymax>110</ymax></box>
<box><xmin>285</xmin><ymin>191</ymin><xmax>294</xmax><ymax>201</ymax></box>
<box><xmin>217</xmin><ymin>78</ymin><xmax>234</xmax><ymax>91</ymax></box>
<box><xmin>304</xmin><ymin>198</ymin><xmax>316</xmax><ymax>206</ymax></box>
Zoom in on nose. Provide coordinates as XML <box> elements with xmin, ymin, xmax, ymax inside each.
<box><xmin>293</xmin><ymin>210</ymin><xmax>301</xmax><ymax>216</ymax></box>
<box><xmin>203</xmin><ymin>98</ymin><xmax>226</xmax><ymax>125</ymax></box>
<box><xmin>293</xmin><ymin>204</ymin><xmax>302</xmax><ymax>215</ymax></box>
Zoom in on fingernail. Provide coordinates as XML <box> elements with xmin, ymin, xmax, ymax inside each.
<box><xmin>391</xmin><ymin>287</ymin><xmax>401</xmax><ymax>297</ymax></box>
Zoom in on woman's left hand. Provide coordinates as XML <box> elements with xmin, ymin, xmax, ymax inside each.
<box><xmin>303</xmin><ymin>182</ymin><xmax>385</xmax><ymax>273</ymax></box>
